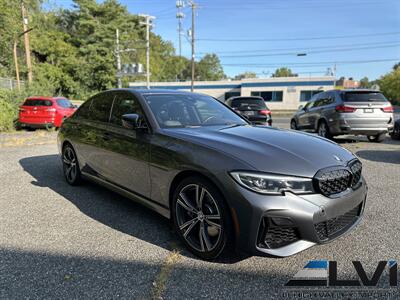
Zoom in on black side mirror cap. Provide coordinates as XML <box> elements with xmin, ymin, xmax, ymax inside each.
<box><xmin>122</xmin><ymin>114</ymin><xmax>148</xmax><ymax>130</ymax></box>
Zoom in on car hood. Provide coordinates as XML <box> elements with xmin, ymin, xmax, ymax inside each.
<box><xmin>163</xmin><ymin>125</ymin><xmax>355</xmax><ymax>177</ymax></box>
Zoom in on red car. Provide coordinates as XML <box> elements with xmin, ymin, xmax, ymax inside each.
<box><xmin>19</xmin><ymin>96</ymin><xmax>77</xmax><ymax>129</ymax></box>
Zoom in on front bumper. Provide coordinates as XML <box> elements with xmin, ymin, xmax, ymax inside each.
<box><xmin>227</xmin><ymin>177</ymin><xmax>367</xmax><ymax>257</ymax></box>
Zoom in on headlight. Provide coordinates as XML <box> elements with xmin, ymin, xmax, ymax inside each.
<box><xmin>230</xmin><ymin>172</ymin><xmax>314</xmax><ymax>195</ymax></box>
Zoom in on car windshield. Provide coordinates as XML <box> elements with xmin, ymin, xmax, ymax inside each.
<box><xmin>144</xmin><ymin>93</ymin><xmax>248</xmax><ymax>128</ymax></box>
<box><xmin>56</xmin><ymin>98</ymin><xmax>74</xmax><ymax>108</ymax></box>
<box><xmin>231</xmin><ymin>98</ymin><xmax>267</xmax><ymax>110</ymax></box>
<box><xmin>343</xmin><ymin>91</ymin><xmax>388</xmax><ymax>102</ymax></box>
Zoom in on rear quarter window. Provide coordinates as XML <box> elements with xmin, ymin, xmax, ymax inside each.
<box><xmin>56</xmin><ymin>99</ymin><xmax>74</xmax><ymax>108</ymax></box>
<box><xmin>23</xmin><ymin>99</ymin><xmax>53</xmax><ymax>106</ymax></box>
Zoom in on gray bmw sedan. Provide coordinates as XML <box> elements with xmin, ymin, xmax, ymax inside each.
<box><xmin>58</xmin><ymin>89</ymin><xmax>367</xmax><ymax>260</ymax></box>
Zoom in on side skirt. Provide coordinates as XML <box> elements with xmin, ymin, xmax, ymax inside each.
<box><xmin>82</xmin><ymin>172</ymin><xmax>170</xmax><ymax>219</ymax></box>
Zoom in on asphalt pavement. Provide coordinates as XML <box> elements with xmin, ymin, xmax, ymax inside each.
<box><xmin>0</xmin><ymin>122</ymin><xmax>399</xmax><ymax>299</ymax></box>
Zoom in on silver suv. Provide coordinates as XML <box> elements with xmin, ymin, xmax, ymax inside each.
<box><xmin>291</xmin><ymin>89</ymin><xmax>394</xmax><ymax>142</ymax></box>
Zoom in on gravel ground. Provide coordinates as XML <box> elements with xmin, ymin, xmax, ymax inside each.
<box><xmin>0</xmin><ymin>126</ymin><xmax>399</xmax><ymax>299</ymax></box>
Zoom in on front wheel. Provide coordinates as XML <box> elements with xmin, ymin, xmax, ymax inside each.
<box><xmin>367</xmin><ymin>133</ymin><xmax>386</xmax><ymax>143</ymax></box>
<box><xmin>172</xmin><ymin>177</ymin><xmax>232</xmax><ymax>260</ymax></box>
<box><xmin>290</xmin><ymin>119</ymin><xmax>297</xmax><ymax>130</ymax></box>
<box><xmin>62</xmin><ymin>144</ymin><xmax>83</xmax><ymax>185</ymax></box>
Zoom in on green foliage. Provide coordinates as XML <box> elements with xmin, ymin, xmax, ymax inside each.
<box><xmin>272</xmin><ymin>67</ymin><xmax>298</xmax><ymax>78</ymax></box>
<box><xmin>196</xmin><ymin>54</ymin><xmax>225</xmax><ymax>81</ymax></box>
<box><xmin>0</xmin><ymin>0</ymin><xmax>226</xmax><ymax>104</ymax></box>
<box><xmin>359</xmin><ymin>77</ymin><xmax>372</xmax><ymax>88</ymax></box>
<box><xmin>234</xmin><ymin>71</ymin><xmax>257</xmax><ymax>80</ymax></box>
<box><xmin>379</xmin><ymin>66</ymin><xmax>400</xmax><ymax>105</ymax></box>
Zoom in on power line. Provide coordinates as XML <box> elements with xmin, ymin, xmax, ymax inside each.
<box><xmin>198</xmin><ymin>43</ymin><xmax>400</xmax><ymax>59</ymax></box>
<box><xmin>198</xmin><ymin>31</ymin><xmax>400</xmax><ymax>42</ymax></box>
<box><xmin>218</xmin><ymin>58</ymin><xmax>400</xmax><ymax>68</ymax></box>
<box><xmin>197</xmin><ymin>40</ymin><xmax>400</xmax><ymax>55</ymax></box>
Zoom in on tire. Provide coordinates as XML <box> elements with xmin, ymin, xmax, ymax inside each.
<box><xmin>391</xmin><ymin>123</ymin><xmax>400</xmax><ymax>140</ymax></box>
<box><xmin>172</xmin><ymin>176</ymin><xmax>233</xmax><ymax>260</ymax></box>
<box><xmin>317</xmin><ymin>120</ymin><xmax>332</xmax><ymax>139</ymax></box>
<box><xmin>367</xmin><ymin>133</ymin><xmax>386</xmax><ymax>143</ymax></box>
<box><xmin>290</xmin><ymin>119</ymin><xmax>297</xmax><ymax>130</ymax></box>
<box><xmin>62</xmin><ymin>144</ymin><xmax>83</xmax><ymax>185</ymax></box>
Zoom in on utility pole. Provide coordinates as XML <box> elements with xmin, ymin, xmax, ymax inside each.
<box><xmin>176</xmin><ymin>1</ymin><xmax>185</xmax><ymax>57</ymax></box>
<box><xmin>13</xmin><ymin>41</ymin><xmax>21</xmax><ymax>91</ymax></box>
<box><xmin>189</xmin><ymin>1</ymin><xmax>197</xmax><ymax>92</ymax></box>
<box><xmin>21</xmin><ymin>2</ymin><xmax>33</xmax><ymax>84</ymax></box>
<box><xmin>139</xmin><ymin>14</ymin><xmax>155</xmax><ymax>89</ymax></box>
<box><xmin>116</xmin><ymin>29</ymin><xmax>122</xmax><ymax>88</ymax></box>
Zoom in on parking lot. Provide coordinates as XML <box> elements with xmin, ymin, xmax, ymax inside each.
<box><xmin>0</xmin><ymin>120</ymin><xmax>399</xmax><ymax>299</ymax></box>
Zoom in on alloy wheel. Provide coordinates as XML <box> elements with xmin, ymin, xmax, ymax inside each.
<box><xmin>290</xmin><ymin>120</ymin><xmax>297</xmax><ymax>130</ymax></box>
<box><xmin>318</xmin><ymin>122</ymin><xmax>327</xmax><ymax>137</ymax></box>
<box><xmin>63</xmin><ymin>147</ymin><xmax>78</xmax><ymax>183</ymax></box>
<box><xmin>175</xmin><ymin>184</ymin><xmax>223</xmax><ymax>253</ymax></box>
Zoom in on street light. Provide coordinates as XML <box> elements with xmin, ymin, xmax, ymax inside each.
<box><xmin>13</xmin><ymin>27</ymin><xmax>34</xmax><ymax>91</ymax></box>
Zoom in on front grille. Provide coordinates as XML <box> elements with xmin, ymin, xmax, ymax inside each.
<box><xmin>317</xmin><ymin>169</ymin><xmax>352</xmax><ymax>196</ymax></box>
<box><xmin>350</xmin><ymin>160</ymin><xmax>362</xmax><ymax>187</ymax></box>
<box><xmin>258</xmin><ymin>218</ymin><xmax>299</xmax><ymax>249</ymax></box>
<box><xmin>314</xmin><ymin>205</ymin><xmax>360</xmax><ymax>241</ymax></box>
<box><xmin>315</xmin><ymin>159</ymin><xmax>363</xmax><ymax>197</ymax></box>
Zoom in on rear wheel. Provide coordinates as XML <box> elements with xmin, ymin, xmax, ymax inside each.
<box><xmin>172</xmin><ymin>176</ymin><xmax>232</xmax><ymax>260</ymax></box>
<box><xmin>290</xmin><ymin>119</ymin><xmax>297</xmax><ymax>130</ymax></box>
<box><xmin>317</xmin><ymin>120</ymin><xmax>332</xmax><ymax>139</ymax></box>
<box><xmin>62</xmin><ymin>144</ymin><xmax>82</xmax><ymax>185</ymax></box>
<box><xmin>367</xmin><ymin>133</ymin><xmax>386</xmax><ymax>143</ymax></box>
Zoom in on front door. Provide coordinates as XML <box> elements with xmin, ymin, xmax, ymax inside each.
<box><xmin>101</xmin><ymin>91</ymin><xmax>151</xmax><ymax>198</ymax></box>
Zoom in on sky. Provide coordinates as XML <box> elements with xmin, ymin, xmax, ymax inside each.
<box><xmin>49</xmin><ymin>0</ymin><xmax>400</xmax><ymax>81</ymax></box>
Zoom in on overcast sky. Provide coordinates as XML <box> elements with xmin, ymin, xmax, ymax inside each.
<box><xmin>50</xmin><ymin>0</ymin><xmax>400</xmax><ymax>80</ymax></box>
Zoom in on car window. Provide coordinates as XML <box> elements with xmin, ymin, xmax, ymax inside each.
<box><xmin>23</xmin><ymin>99</ymin><xmax>53</xmax><ymax>106</ymax></box>
<box><xmin>144</xmin><ymin>93</ymin><xmax>247</xmax><ymax>128</ymax></box>
<box><xmin>56</xmin><ymin>98</ymin><xmax>74</xmax><ymax>108</ymax></box>
<box><xmin>110</xmin><ymin>92</ymin><xmax>144</xmax><ymax>126</ymax></box>
<box><xmin>231</xmin><ymin>98</ymin><xmax>267</xmax><ymax>109</ymax></box>
<box><xmin>89</xmin><ymin>92</ymin><xmax>114</xmax><ymax>122</ymax></box>
<box><xmin>73</xmin><ymin>99</ymin><xmax>92</xmax><ymax>119</ymax></box>
<box><xmin>342</xmin><ymin>91</ymin><xmax>388</xmax><ymax>102</ymax></box>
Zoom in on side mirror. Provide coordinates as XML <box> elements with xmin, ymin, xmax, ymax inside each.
<box><xmin>122</xmin><ymin>114</ymin><xmax>147</xmax><ymax>130</ymax></box>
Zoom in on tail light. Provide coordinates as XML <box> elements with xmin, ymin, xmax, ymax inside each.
<box><xmin>335</xmin><ymin>105</ymin><xmax>356</xmax><ymax>113</ymax></box>
<box><xmin>259</xmin><ymin>109</ymin><xmax>271</xmax><ymax>115</ymax></box>
<box><xmin>381</xmin><ymin>105</ymin><xmax>394</xmax><ymax>113</ymax></box>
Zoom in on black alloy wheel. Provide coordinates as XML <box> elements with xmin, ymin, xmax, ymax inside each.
<box><xmin>172</xmin><ymin>177</ymin><xmax>231</xmax><ymax>260</ymax></box>
<box><xmin>62</xmin><ymin>144</ymin><xmax>82</xmax><ymax>185</ymax></box>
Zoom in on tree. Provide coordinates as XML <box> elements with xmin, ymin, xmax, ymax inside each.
<box><xmin>379</xmin><ymin>66</ymin><xmax>400</xmax><ymax>105</ymax></box>
<box><xmin>359</xmin><ymin>77</ymin><xmax>371</xmax><ymax>88</ymax></box>
<box><xmin>271</xmin><ymin>67</ymin><xmax>297</xmax><ymax>77</ymax></box>
<box><xmin>234</xmin><ymin>71</ymin><xmax>257</xmax><ymax>80</ymax></box>
<box><xmin>196</xmin><ymin>53</ymin><xmax>225</xmax><ymax>81</ymax></box>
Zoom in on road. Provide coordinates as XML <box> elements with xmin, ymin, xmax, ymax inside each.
<box><xmin>0</xmin><ymin>129</ymin><xmax>399</xmax><ymax>299</ymax></box>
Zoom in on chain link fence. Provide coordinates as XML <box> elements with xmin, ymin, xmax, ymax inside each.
<box><xmin>0</xmin><ymin>77</ymin><xmax>25</xmax><ymax>90</ymax></box>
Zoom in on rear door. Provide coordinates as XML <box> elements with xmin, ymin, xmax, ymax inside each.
<box><xmin>19</xmin><ymin>99</ymin><xmax>55</xmax><ymax>124</ymax></box>
<box><xmin>340</xmin><ymin>91</ymin><xmax>393</xmax><ymax>130</ymax></box>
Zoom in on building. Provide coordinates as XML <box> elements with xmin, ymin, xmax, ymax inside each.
<box><xmin>129</xmin><ymin>76</ymin><xmax>335</xmax><ymax>110</ymax></box>
<box><xmin>335</xmin><ymin>78</ymin><xmax>360</xmax><ymax>89</ymax></box>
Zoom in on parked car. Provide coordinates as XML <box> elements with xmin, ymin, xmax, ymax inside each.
<box><xmin>225</xmin><ymin>96</ymin><xmax>272</xmax><ymax>125</ymax></box>
<box><xmin>290</xmin><ymin>89</ymin><xmax>394</xmax><ymax>142</ymax></box>
<box><xmin>19</xmin><ymin>96</ymin><xmax>77</xmax><ymax>130</ymax></box>
<box><xmin>58</xmin><ymin>89</ymin><xmax>366</xmax><ymax>260</ymax></box>
<box><xmin>390</xmin><ymin>118</ymin><xmax>400</xmax><ymax>140</ymax></box>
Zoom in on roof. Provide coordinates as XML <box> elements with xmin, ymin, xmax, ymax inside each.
<box><xmin>26</xmin><ymin>96</ymin><xmax>67</xmax><ymax>100</ymax></box>
<box><xmin>112</xmin><ymin>88</ymin><xmax>199</xmax><ymax>95</ymax></box>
